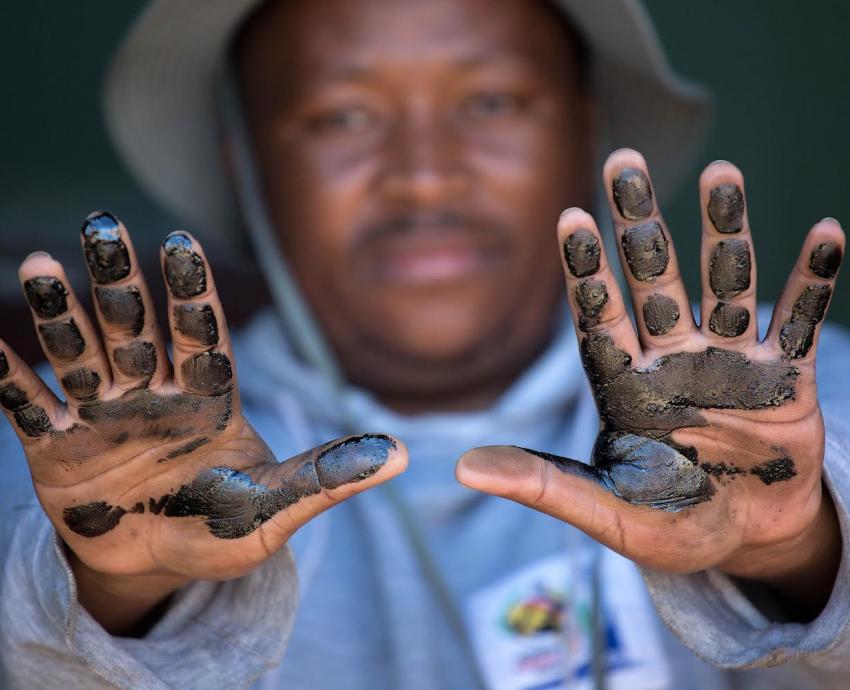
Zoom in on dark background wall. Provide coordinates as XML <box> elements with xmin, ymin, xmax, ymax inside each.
<box><xmin>2</xmin><ymin>0</ymin><xmax>849</xmax><ymax>347</ymax></box>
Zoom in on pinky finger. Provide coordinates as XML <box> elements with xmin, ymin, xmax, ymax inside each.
<box><xmin>0</xmin><ymin>343</ymin><xmax>64</xmax><ymax>441</ymax></box>
<box><xmin>766</xmin><ymin>218</ymin><xmax>844</xmax><ymax>360</ymax></box>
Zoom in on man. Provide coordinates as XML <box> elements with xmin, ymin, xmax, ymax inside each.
<box><xmin>1</xmin><ymin>0</ymin><xmax>848</xmax><ymax>688</ymax></box>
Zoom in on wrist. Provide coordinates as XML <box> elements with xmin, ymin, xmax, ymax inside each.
<box><xmin>721</xmin><ymin>484</ymin><xmax>842</xmax><ymax>620</ymax></box>
<box><xmin>66</xmin><ymin>545</ymin><xmax>191</xmax><ymax>636</ymax></box>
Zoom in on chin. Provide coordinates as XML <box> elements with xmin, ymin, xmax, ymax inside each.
<box><xmin>371</xmin><ymin>289</ymin><xmax>509</xmax><ymax>363</ymax></box>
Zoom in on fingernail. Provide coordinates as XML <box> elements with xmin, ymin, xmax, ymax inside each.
<box><xmin>315</xmin><ymin>434</ymin><xmax>396</xmax><ymax>489</ymax></box>
<box><xmin>707</xmin><ymin>184</ymin><xmax>745</xmax><ymax>233</ymax></box>
<box><xmin>24</xmin><ymin>276</ymin><xmax>69</xmax><ymax>319</ymax></box>
<box><xmin>82</xmin><ymin>211</ymin><xmax>131</xmax><ymax>284</ymax></box>
<box><xmin>163</xmin><ymin>232</ymin><xmax>207</xmax><ymax>298</ymax></box>
<box><xmin>563</xmin><ymin>229</ymin><xmax>601</xmax><ymax>277</ymax></box>
<box><xmin>809</xmin><ymin>243</ymin><xmax>842</xmax><ymax>279</ymax></box>
<box><xmin>612</xmin><ymin>168</ymin><xmax>653</xmax><ymax>221</ymax></box>
<box><xmin>24</xmin><ymin>250</ymin><xmax>51</xmax><ymax>261</ymax></box>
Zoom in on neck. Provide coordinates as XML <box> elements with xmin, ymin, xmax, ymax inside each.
<box><xmin>342</xmin><ymin>322</ymin><xmax>558</xmax><ymax>416</ymax></box>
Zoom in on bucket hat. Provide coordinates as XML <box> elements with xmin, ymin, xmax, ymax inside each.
<box><xmin>103</xmin><ymin>0</ymin><xmax>712</xmax><ymax>244</ymax></box>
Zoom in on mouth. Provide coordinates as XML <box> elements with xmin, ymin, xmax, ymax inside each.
<box><xmin>355</xmin><ymin>224</ymin><xmax>512</xmax><ymax>287</ymax></box>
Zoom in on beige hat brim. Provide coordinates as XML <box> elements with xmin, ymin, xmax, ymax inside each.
<box><xmin>104</xmin><ymin>0</ymin><xmax>712</xmax><ymax>245</ymax></box>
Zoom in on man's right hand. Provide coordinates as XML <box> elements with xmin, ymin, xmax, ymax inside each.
<box><xmin>0</xmin><ymin>212</ymin><xmax>407</xmax><ymax>634</ymax></box>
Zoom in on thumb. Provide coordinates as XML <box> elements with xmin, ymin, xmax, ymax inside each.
<box><xmin>456</xmin><ymin>445</ymin><xmax>623</xmax><ymax>539</ymax></box>
<box><xmin>455</xmin><ymin>442</ymin><xmax>711</xmax><ymax>562</ymax></box>
<box><xmin>181</xmin><ymin>434</ymin><xmax>408</xmax><ymax>543</ymax></box>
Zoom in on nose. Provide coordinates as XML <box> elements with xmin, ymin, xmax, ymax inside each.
<box><xmin>377</xmin><ymin>107</ymin><xmax>472</xmax><ymax>207</ymax></box>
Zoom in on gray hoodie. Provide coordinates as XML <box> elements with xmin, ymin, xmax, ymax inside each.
<box><xmin>1</xmin><ymin>306</ymin><xmax>849</xmax><ymax>689</ymax></box>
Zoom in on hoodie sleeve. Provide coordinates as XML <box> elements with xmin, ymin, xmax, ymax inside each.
<box><xmin>0</xmin><ymin>445</ymin><xmax>299</xmax><ymax>690</ymax></box>
<box><xmin>639</xmin><ymin>322</ymin><xmax>850</xmax><ymax>674</ymax></box>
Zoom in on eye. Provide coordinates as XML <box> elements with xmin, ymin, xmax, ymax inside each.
<box><xmin>306</xmin><ymin>105</ymin><xmax>377</xmax><ymax>134</ymax></box>
<box><xmin>461</xmin><ymin>91</ymin><xmax>528</xmax><ymax>119</ymax></box>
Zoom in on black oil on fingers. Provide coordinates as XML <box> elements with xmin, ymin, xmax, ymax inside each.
<box><xmin>780</xmin><ymin>284</ymin><xmax>831</xmax><ymax>359</ymax></box>
<box><xmin>113</xmin><ymin>341</ymin><xmax>157</xmax><ymax>378</ymax></box>
<box><xmin>707</xmin><ymin>184</ymin><xmax>745</xmax><ymax>234</ymax></box>
<box><xmin>315</xmin><ymin>434</ymin><xmax>396</xmax><ymax>489</ymax></box>
<box><xmin>163</xmin><ymin>233</ymin><xmax>207</xmax><ymax>298</ymax></box>
<box><xmin>574</xmin><ymin>279</ymin><xmax>608</xmax><ymax>331</ymax></box>
<box><xmin>0</xmin><ymin>352</ymin><xmax>8</xmax><ymax>378</ymax></box>
<box><xmin>642</xmin><ymin>294</ymin><xmax>679</xmax><ymax>336</ymax></box>
<box><xmin>174</xmin><ymin>304</ymin><xmax>219</xmax><ymax>346</ymax></box>
<box><xmin>38</xmin><ymin>319</ymin><xmax>85</xmax><ymax>360</ymax></box>
<box><xmin>563</xmin><ymin>230</ymin><xmax>601</xmax><ymax>277</ymax></box>
<box><xmin>81</xmin><ymin>212</ymin><xmax>131</xmax><ymax>284</ymax></box>
<box><xmin>24</xmin><ymin>277</ymin><xmax>68</xmax><ymax>319</ymax></box>
<box><xmin>709</xmin><ymin>240</ymin><xmax>751</xmax><ymax>299</ymax></box>
<box><xmin>809</xmin><ymin>243</ymin><xmax>843</xmax><ymax>279</ymax></box>
<box><xmin>621</xmin><ymin>221</ymin><xmax>669</xmax><ymax>282</ymax></box>
<box><xmin>61</xmin><ymin>368</ymin><xmax>102</xmax><ymax>402</ymax></box>
<box><xmin>95</xmin><ymin>286</ymin><xmax>145</xmax><ymax>336</ymax></box>
<box><xmin>0</xmin><ymin>382</ymin><xmax>52</xmax><ymax>437</ymax></box>
<box><xmin>0</xmin><ymin>383</ymin><xmax>29</xmax><ymax>411</ymax></box>
<box><xmin>612</xmin><ymin>168</ymin><xmax>653</xmax><ymax>221</ymax></box>
<box><xmin>709</xmin><ymin>302</ymin><xmax>750</xmax><ymax>337</ymax></box>
<box><xmin>181</xmin><ymin>351</ymin><xmax>232</xmax><ymax>395</ymax></box>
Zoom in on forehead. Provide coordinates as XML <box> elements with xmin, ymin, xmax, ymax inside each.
<box><xmin>235</xmin><ymin>0</ymin><xmax>578</xmax><ymax>86</ymax></box>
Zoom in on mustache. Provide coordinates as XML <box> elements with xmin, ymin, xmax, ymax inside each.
<box><xmin>353</xmin><ymin>209</ymin><xmax>512</xmax><ymax>252</ymax></box>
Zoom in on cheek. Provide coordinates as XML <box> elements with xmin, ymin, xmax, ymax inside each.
<box><xmin>467</xmin><ymin>121</ymin><xmax>587</xmax><ymax>222</ymax></box>
<box><xmin>267</xmin><ymin>143</ymin><xmax>376</xmax><ymax>267</ymax></box>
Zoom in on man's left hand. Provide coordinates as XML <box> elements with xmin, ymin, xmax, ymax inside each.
<box><xmin>457</xmin><ymin>149</ymin><xmax>844</xmax><ymax>620</ymax></box>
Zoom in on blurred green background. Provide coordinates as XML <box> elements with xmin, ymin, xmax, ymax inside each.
<box><xmin>2</xmin><ymin>0</ymin><xmax>849</xmax><ymax>333</ymax></box>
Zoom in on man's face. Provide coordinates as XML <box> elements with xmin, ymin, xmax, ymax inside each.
<box><xmin>235</xmin><ymin>0</ymin><xmax>593</xmax><ymax>410</ymax></box>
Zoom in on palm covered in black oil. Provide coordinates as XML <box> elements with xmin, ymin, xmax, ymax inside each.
<box><xmin>459</xmin><ymin>150</ymin><xmax>844</xmax><ymax>586</ymax></box>
<box><xmin>1</xmin><ymin>213</ymin><xmax>405</xmax><ymax>583</ymax></box>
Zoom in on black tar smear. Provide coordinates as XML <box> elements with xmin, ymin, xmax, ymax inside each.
<box><xmin>642</xmin><ymin>294</ymin><xmax>679</xmax><ymax>336</ymax></box>
<box><xmin>24</xmin><ymin>277</ymin><xmax>68</xmax><ymax>319</ymax></box>
<box><xmin>707</xmin><ymin>184</ymin><xmax>745</xmax><ymax>234</ymax></box>
<box><xmin>174</xmin><ymin>304</ymin><xmax>219</xmax><ymax>346</ymax></box>
<box><xmin>95</xmin><ymin>286</ymin><xmax>145</xmax><ymax>336</ymax></box>
<box><xmin>709</xmin><ymin>240</ymin><xmax>751</xmax><ymax>299</ymax></box>
<box><xmin>63</xmin><ymin>434</ymin><xmax>396</xmax><ymax>538</ymax></box>
<box><xmin>38</xmin><ymin>319</ymin><xmax>85</xmax><ymax>360</ymax></box>
<box><xmin>563</xmin><ymin>331</ymin><xmax>801</xmax><ymax>510</ymax></box>
<box><xmin>574</xmin><ymin>279</ymin><xmax>608</xmax><ymax>332</ymax></box>
<box><xmin>181</xmin><ymin>352</ymin><xmax>232</xmax><ymax>395</ymax></box>
<box><xmin>750</xmin><ymin>457</ymin><xmax>797</xmax><ymax>485</ymax></box>
<box><xmin>709</xmin><ymin>302</ymin><xmax>750</xmax><ymax>338</ymax></box>
<box><xmin>82</xmin><ymin>212</ymin><xmax>131</xmax><ymax>284</ymax></box>
<box><xmin>113</xmin><ymin>341</ymin><xmax>157</xmax><ymax>378</ymax></box>
<box><xmin>563</xmin><ymin>230</ymin><xmax>601</xmax><ymax>278</ymax></box>
<box><xmin>521</xmin><ymin>438</ymin><xmax>714</xmax><ymax>511</ymax></box>
<box><xmin>61</xmin><ymin>368</ymin><xmax>102</xmax><ymax>402</ymax></box>
<box><xmin>809</xmin><ymin>243</ymin><xmax>842</xmax><ymax>279</ymax></box>
<box><xmin>780</xmin><ymin>284</ymin><xmax>831</xmax><ymax>359</ymax></box>
<box><xmin>0</xmin><ymin>382</ymin><xmax>53</xmax><ymax>437</ymax></box>
<box><xmin>163</xmin><ymin>233</ymin><xmax>207</xmax><ymax>298</ymax></box>
<box><xmin>621</xmin><ymin>221</ymin><xmax>669</xmax><ymax>282</ymax></box>
<box><xmin>612</xmin><ymin>168</ymin><xmax>653</xmax><ymax>221</ymax></box>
